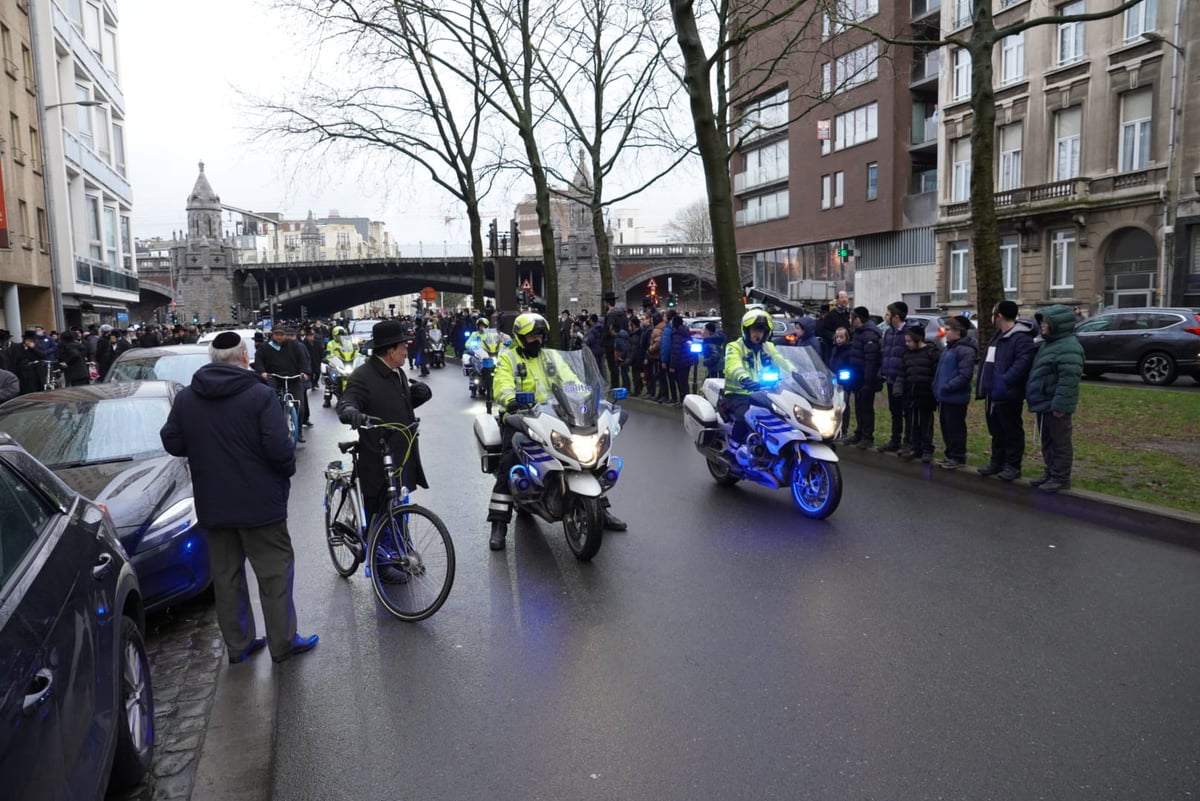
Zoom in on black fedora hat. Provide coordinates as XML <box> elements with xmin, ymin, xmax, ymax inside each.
<box><xmin>371</xmin><ymin>320</ymin><xmax>409</xmax><ymax>351</ymax></box>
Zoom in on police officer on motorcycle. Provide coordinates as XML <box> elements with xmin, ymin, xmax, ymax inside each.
<box><xmin>486</xmin><ymin>312</ymin><xmax>627</xmax><ymax>551</ymax></box>
<box><xmin>326</xmin><ymin>326</ymin><xmax>359</xmax><ymax>361</ymax></box>
<box><xmin>724</xmin><ymin>310</ymin><xmax>787</xmax><ymax>463</ymax></box>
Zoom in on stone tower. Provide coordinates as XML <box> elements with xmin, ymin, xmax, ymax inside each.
<box><xmin>167</xmin><ymin>162</ymin><xmax>239</xmax><ymax>324</ymax></box>
<box><xmin>301</xmin><ymin>210</ymin><xmax>322</xmax><ymax>262</ymax></box>
<box><xmin>557</xmin><ymin>149</ymin><xmax>602</xmax><ymax>312</ymax></box>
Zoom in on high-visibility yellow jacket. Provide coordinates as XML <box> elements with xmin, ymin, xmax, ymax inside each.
<box><xmin>724</xmin><ymin>338</ymin><xmax>785</xmax><ymax>396</ymax></box>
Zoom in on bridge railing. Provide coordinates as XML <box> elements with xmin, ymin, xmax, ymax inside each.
<box><xmin>612</xmin><ymin>243</ymin><xmax>712</xmax><ymax>259</ymax></box>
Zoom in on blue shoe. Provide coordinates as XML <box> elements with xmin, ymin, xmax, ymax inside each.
<box><xmin>273</xmin><ymin>634</ymin><xmax>319</xmax><ymax>663</ymax></box>
<box><xmin>228</xmin><ymin>637</ymin><xmax>267</xmax><ymax>665</ymax></box>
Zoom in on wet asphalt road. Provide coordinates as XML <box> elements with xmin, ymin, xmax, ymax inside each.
<box><xmin>270</xmin><ymin>366</ymin><xmax>1200</xmax><ymax>801</ymax></box>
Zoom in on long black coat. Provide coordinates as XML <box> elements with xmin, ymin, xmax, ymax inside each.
<box><xmin>337</xmin><ymin>356</ymin><xmax>432</xmax><ymax>503</ymax></box>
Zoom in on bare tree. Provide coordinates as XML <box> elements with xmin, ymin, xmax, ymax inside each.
<box><xmin>828</xmin><ymin>0</ymin><xmax>1142</xmax><ymax>339</ymax></box>
<box><xmin>536</xmin><ymin>0</ymin><xmax>688</xmax><ymax>300</ymax></box>
<box><xmin>664</xmin><ymin>198</ymin><xmax>713</xmax><ymax>243</ymax></box>
<box><xmin>256</xmin><ymin>0</ymin><xmax>502</xmax><ymax>310</ymax></box>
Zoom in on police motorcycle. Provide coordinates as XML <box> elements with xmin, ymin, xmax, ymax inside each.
<box><xmin>473</xmin><ymin>346</ymin><xmax>627</xmax><ymax>561</ymax></box>
<box><xmin>464</xmin><ymin>321</ymin><xmax>507</xmax><ymax>414</ymax></box>
<box><xmin>322</xmin><ymin>327</ymin><xmax>366</xmax><ymax>408</ymax></box>
<box><xmin>426</xmin><ymin>326</ymin><xmax>446</xmax><ymax>369</ymax></box>
<box><xmin>683</xmin><ymin>343</ymin><xmax>844</xmax><ymax>519</ymax></box>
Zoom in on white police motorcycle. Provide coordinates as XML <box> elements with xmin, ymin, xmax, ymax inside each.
<box><xmin>473</xmin><ymin>348</ymin><xmax>627</xmax><ymax>560</ymax></box>
<box><xmin>682</xmin><ymin>344</ymin><xmax>844</xmax><ymax>519</ymax></box>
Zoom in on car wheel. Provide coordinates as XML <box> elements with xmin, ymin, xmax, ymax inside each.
<box><xmin>1083</xmin><ymin>368</ymin><xmax>1104</xmax><ymax>379</ymax></box>
<box><xmin>1138</xmin><ymin>351</ymin><xmax>1177</xmax><ymax>386</ymax></box>
<box><xmin>108</xmin><ymin>616</ymin><xmax>154</xmax><ymax>791</ymax></box>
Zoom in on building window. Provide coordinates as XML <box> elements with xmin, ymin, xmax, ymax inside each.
<box><xmin>740</xmin><ymin>88</ymin><xmax>788</xmax><ymax>144</ymax></box>
<box><xmin>949</xmin><ymin>242</ymin><xmax>969</xmax><ymax>301</ymax></box>
<box><xmin>1050</xmin><ymin>228</ymin><xmax>1076</xmax><ymax>296</ymax></box>
<box><xmin>103</xmin><ymin>207</ymin><xmax>118</xmax><ymax>268</ymax></box>
<box><xmin>866</xmin><ymin>162</ymin><xmax>878</xmax><ymax>200</ymax></box>
<box><xmin>86</xmin><ymin>196</ymin><xmax>102</xmax><ymax>260</ymax></box>
<box><xmin>823</xmin><ymin>0</ymin><xmax>879</xmax><ymax>38</ymax></box>
<box><xmin>1054</xmin><ymin>107</ymin><xmax>1082</xmax><ymax>180</ymax></box>
<box><xmin>822</xmin><ymin>62</ymin><xmax>832</xmax><ymax>96</ymax></box>
<box><xmin>37</xmin><ymin>208</ymin><xmax>48</xmax><ymax>252</ymax></box>
<box><xmin>833</xmin><ymin>171</ymin><xmax>844</xmax><ymax>207</ymax></box>
<box><xmin>1119</xmin><ymin>88</ymin><xmax>1152</xmax><ymax>172</ymax></box>
<box><xmin>113</xmin><ymin>123</ymin><xmax>125</xmax><ymax>176</ymax></box>
<box><xmin>738</xmin><ymin>139</ymin><xmax>789</xmax><ymax>191</ymax></box>
<box><xmin>736</xmin><ymin>189</ymin><xmax>789</xmax><ymax>226</ymax></box>
<box><xmin>834</xmin><ymin>102</ymin><xmax>878</xmax><ymax>150</ymax></box>
<box><xmin>17</xmin><ymin>200</ymin><xmax>29</xmax><ymax>248</ymax></box>
<box><xmin>1000</xmin><ymin>33</ymin><xmax>1024</xmax><ymax>85</ymax></box>
<box><xmin>836</xmin><ymin>42</ymin><xmax>879</xmax><ymax>91</ymax></box>
<box><xmin>952</xmin><ymin>48</ymin><xmax>971</xmax><ymax>101</ymax></box>
<box><xmin>1124</xmin><ymin>1</ymin><xmax>1156</xmax><ymax>43</ymax></box>
<box><xmin>951</xmin><ymin>137</ymin><xmax>971</xmax><ymax>202</ymax></box>
<box><xmin>1000</xmin><ymin>235</ymin><xmax>1019</xmax><ymax>297</ymax></box>
<box><xmin>953</xmin><ymin>0</ymin><xmax>971</xmax><ymax>28</ymax></box>
<box><xmin>1058</xmin><ymin>1</ymin><xmax>1085</xmax><ymax>65</ymax></box>
<box><xmin>821</xmin><ymin>174</ymin><xmax>832</xmax><ymax>209</ymax></box>
<box><xmin>998</xmin><ymin>123</ymin><xmax>1022</xmax><ymax>191</ymax></box>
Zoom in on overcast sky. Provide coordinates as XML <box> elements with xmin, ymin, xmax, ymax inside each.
<box><xmin>120</xmin><ymin>0</ymin><xmax>700</xmax><ymax>251</ymax></box>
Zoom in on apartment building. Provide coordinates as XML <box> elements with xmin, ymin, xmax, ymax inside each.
<box><xmin>935</xmin><ymin>0</ymin><xmax>1196</xmax><ymax>313</ymax></box>
<box><xmin>732</xmin><ymin>0</ymin><xmax>942</xmax><ymax>315</ymax></box>
<box><xmin>0</xmin><ymin>0</ymin><xmax>53</xmax><ymax>334</ymax></box>
<box><xmin>32</xmin><ymin>0</ymin><xmax>136</xmax><ymax>329</ymax></box>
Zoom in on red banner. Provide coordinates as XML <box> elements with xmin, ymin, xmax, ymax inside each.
<box><xmin>0</xmin><ymin>163</ymin><xmax>9</xmax><ymax>250</ymax></box>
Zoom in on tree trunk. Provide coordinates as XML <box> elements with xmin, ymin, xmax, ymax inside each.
<box><xmin>524</xmin><ymin>132</ymin><xmax>561</xmax><ymax>344</ymax></box>
<box><xmin>968</xmin><ymin>24</ymin><xmax>1000</xmax><ymax>343</ymax></box>
<box><xmin>670</xmin><ymin>0</ymin><xmax>742</xmax><ymax>338</ymax></box>
<box><xmin>466</xmin><ymin>203</ymin><xmax>485</xmax><ymax>310</ymax></box>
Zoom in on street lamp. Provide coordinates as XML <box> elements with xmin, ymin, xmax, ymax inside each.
<box><xmin>42</xmin><ymin>99</ymin><xmax>105</xmax><ymax>112</ymax></box>
<box><xmin>1141</xmin><ymin>31</ymin><xmax>1187</xmax><ymax>304</ymax></box>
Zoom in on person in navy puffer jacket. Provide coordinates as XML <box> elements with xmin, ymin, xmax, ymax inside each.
<box><xmin>932</xmin><ymin>315</ymin><xmax>979</xmax><ymax>468</ymax></box>
<box><xmin>877</xmin><ymin>301</ymin><xmax>913</xmax><ymax>453</ymax></box>
<box><xmin>161</xmin><ymin>331</ymin><xmax>318</xmax><ymax>665</ymax></box>
<box><xmin>975</xmin><ymin>300</ymin><xmax>1037</xmax><ymax>480</ymax></box>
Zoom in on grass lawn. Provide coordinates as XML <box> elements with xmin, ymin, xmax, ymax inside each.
<box><xmin>871</xmin><ymin>383</ymin><xmax>1200</xmax><ymax>515</ymax></box>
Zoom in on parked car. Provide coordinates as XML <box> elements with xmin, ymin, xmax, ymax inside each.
<box><xmin>197</xmin><ymin>328</ymin><xmax>259</xmax><ymax>362</ymax></box>
<box><xmin>0</xmin><ymin>431</ymin><xmax>154</xmax><ymax>798</ymax></box>
<box><xmin>1075</xmin><ymin>307</ymin><xmax>1200</xmax><ymax>385</ymax></box>
<box><xmin>0</xmin><ymin>381</ymin><xmax>211</xmax><ymax>611</ymax></box>
<box><xmin>348</xmin><ymin>319</ymin><xmax>386</xmax><ymax>352</ymax></box>
<box><xmin>105</xmin><ymin>344</ymin><xmax>211</xmax><ymax>383</ymax></box>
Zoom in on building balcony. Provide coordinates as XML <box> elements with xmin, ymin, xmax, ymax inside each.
<box><xmin>75</xmin><ymin>257</ymin><xmax>140</xmax><ymax>295</ymax></box>
<box><xmin>910</xmin><ymin>51</ymin><xmax>941</xmax><ymax>89</ymax></box>
<box><xmin>911</xmin><ymin>0</ymin><xmax>941</xmax><ymax>23</ymax></box>
<box><xmin>940</xmin><ymin>168</ymin><xmax>1167</xmax><ymax>220</ymax></box>
<box><xmin>733</xmin><ymin>169</ymin><xmax>788</xmax><ymax>194</ymax></box>
<box><xmin>910</xmin><ymin>118</ymin><xmax>939</xmax><ymax>153</ymax></box>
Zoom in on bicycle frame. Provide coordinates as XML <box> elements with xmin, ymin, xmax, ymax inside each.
<box><xmin>269</xmin><ymin>373</ymin><xmax>302</xmax><ymax>411</ymax></box>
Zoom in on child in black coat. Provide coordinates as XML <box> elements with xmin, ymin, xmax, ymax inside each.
<box><xmin>896</xmin><ymin>325</ymin><xmax>941</xmax><ymax>462</ymax></box>
<box><xmin>828</xmin><ymin>326</ymin><xmax>853</xmax><ymax>438</ymax></box>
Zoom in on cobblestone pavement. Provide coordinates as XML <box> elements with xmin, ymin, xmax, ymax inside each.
<box><xmin>108</xmin><ymin>594</ymin><xmax>223</xmax><ymax>801</ymax></box>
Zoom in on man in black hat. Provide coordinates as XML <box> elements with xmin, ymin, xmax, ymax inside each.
<box><xmin>16</xmin><ymin>330</ymin><xmax>46</xmax><ymax>394</ymax></box>
<box><xmin>337</xmin><ymin>320</ymin><xmax>432</xmax><ymax>520</ymax></box>
<box><xmin>161</xmin><ymin>331</ymin><xmax>318</xmax><ymax>665</ymax></box>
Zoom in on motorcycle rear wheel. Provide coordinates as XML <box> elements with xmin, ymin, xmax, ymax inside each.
<box><xmin>563</xmin><ymin>495</ymin><xmax>603</xmax><ymax>561</ymax></box>
<box><xmin>791</xmin><ymin>457</ymin><xmax>842</xmax><ymax>520</ymax></box>
<box><xmin>706</xmin><ymin>457</ymin><xmax>740</xmax><ymax>485</ymax></box>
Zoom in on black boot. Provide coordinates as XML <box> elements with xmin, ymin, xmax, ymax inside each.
<box><xmin>489</xmin><ymin>521</ymin><xmax>507</xmax><ymax>551</ymax></box>
<box><xmin>602</xmin><ymin>510</ymin><xmax>627</xmax><ymax>531</ymax></box>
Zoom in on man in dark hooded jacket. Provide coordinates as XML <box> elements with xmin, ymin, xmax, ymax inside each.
<box><xmin>160</xmin><ymin>331</ymin><xmax>318</xmax><ymax>665</ymax></box>
<box><xmin>1025</xmin><ymin>304</ymin><xmax>1084</xmax><ymax>492</ymax></box>
<box><xmin>847</xmin><ymin>307</ymin><xmax>882</xmax><ymax>448</ymax></box>
<box><xmin>976</xmin><ymin>300</ymin><xmax>1037</xmax><ymax>480</ymax></box>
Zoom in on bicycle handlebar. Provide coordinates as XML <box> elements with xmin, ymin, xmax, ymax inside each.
<box><xmin>268</xmin><ymin>373</ymin><xmax>304</xmax><ymax>380</ymax></box>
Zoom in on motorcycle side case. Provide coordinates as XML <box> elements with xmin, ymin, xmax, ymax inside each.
<box><xmin>473</xmin><ymin>413</ymin><xmax>502</xmax><ymax>474</ymax></box>
<box><xmin>683</xmin><ymin>394</ymin><xmax>718</xmax><ymax>441</ymax></box>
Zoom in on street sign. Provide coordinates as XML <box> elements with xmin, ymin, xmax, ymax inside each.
<box><xmin>420</xmin><ymin>286</ymin><xmax>437</xmax><ymax>301</ymax></box>
<box><xmin>647</xmin><ymin>278</ymin><xmax>657</xmax><ymax>291</ymax></box>
<box><xmin>520</xmin><ymin>278</ymin><xmax>533</xmax><ymax>292</ymax></box>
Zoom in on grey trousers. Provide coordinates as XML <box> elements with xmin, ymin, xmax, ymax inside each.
<box><xmin>207</xmin><ymin>521</ymin><xmax>298</xmax><ymax>661</ymax></box>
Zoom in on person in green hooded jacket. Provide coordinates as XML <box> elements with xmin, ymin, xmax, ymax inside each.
<box><xmin>1025</xmin><ymin>304</ymin><xmax>1084</xmax><ymax>492</ymax></box>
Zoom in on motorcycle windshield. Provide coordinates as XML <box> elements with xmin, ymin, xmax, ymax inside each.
<box><xmin>429</xmin><ymin>329</ymin><xmax>443</xmax><ymax>343</ymax></box>
<box><xmin>533</xmin><ymin>348</ymin><xmax>606</xmax><ymax>429</ymax></box>
<box><xmin>773</xmin><ymin>345</ymin><xmax>839</xmax><ymax>408</ymax></box>
<box><xmin>482</xmin><ymin>330</ymin><xmax>505</xmax><ymax>353</ymax></box>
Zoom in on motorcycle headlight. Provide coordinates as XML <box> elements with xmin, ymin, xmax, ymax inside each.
<box><xmin>139</xmin><ymin>497</ymin><xmax>198</xmax><ymax>552</ymax></box>
<box><xmin>792</xmin><ymin>404</ymin><xmax>815</xmax><ymax>430</ymax></box>
<box><xmin>550</xmin><ymin>431</ymin><xmax>605</xmax><ymax>468</ymax></box>
<box><xmin>811</xmin><ymin>408</ymin><xmax>841</xmax><ymax>440</ymax></box>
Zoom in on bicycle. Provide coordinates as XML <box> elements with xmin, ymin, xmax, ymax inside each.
<box><xmin>39</xmin><ymin>360</ymin><xmax>63</xmax><ymax>392</ymax></box>
<box><xmin>268</xmin><ymin>373</ymin><xmax>303</xmax><ymax>445</ymax></box>
<box><xmin>323</xmin><ymin>419</ymin><xmax>454</xmax><ymax>621</ymax></box>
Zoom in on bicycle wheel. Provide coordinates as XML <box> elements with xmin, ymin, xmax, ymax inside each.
<box><xmin>367</xmin><ymin>502</ymin><xmax>454</xmax><ymax>622</ymax></box>
<box><xmin>324</xmin><ymin>479</ymin><xmax>363</xmax><ymax>577</ymax></box>
<box><xmin>286</xmin><ymin>404</ymin><xmax>300</xmax><ymax>445</ymax></box>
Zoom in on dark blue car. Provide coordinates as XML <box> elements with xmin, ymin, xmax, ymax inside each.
<box><xmin>0</xmin><ymin>381</ymin><xmax>211</xmax><ymax>612</ymax></box>
<box><xmin>0</xmin><ymin>431</ymin><xmax>154</xmax><ymax>797</ymax></box>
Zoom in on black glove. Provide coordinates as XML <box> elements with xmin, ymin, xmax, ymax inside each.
<box><xmin>341</xmin><ymin>407</ymin><xmax>370</xmax><ymax>429</ymax></box>
<box><xmin>740</xmin><ymin>377</ymin><xmax>760</xmax><ymax>392</ymax></box>
<box><xmin>505</xmin><ymin>399</ymin><xmax>520</xmax><ymax>414</ymax></box>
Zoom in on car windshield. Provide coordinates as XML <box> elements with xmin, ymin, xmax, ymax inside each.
<box><xmin>0</xmin><ymin>397</ymin><xmax>172</xmax><ymax>467</ymax></box>
<box><xmin>108</xmin><ymin>353</ymin><xmax>209</xmax><ymax>384</ymax></box>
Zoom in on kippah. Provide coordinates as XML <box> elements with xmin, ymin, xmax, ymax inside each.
<box><xmin>212</xmin><ymin>331</ymin><xmax>241</xmax><ymax>350</ymax></box>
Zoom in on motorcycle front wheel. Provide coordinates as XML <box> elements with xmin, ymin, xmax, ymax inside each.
<box><xmin>790</xmin><ymin>456</ymin><xmax>842</xmax><ymax>520</ymax></box>
<box><xmin>563</xmin><ymin>495</ymin><xmax>603</xmax><ymax>561</ymax></box>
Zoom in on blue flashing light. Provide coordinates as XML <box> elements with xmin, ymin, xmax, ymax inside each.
<box><xmin>612</xmin><ymin>387</ymin><xmax>628</xmax><ymax>401</ymax></box>
<box><xmin>96</xmin><ymin>605</ymin><xmax>108</xmax><ymax>617</ymax></box>
<box><xmin>761</xmin><ymin>369</ymin><xmax>780</xmax><ymax>384</ymax></box>
<box><xmin>183</xmin><ymin>537</ymin><xmax>196</xmax><ymax>553</ymax></box>
<box><xmin>837</xmin><ymin>369</ymin><xmax>852</xmax><ymax>382</ymax></box>
<box><xmin>688</xmin><ymin>341</ymin><xmax>703</xmax><ymax>354</ymax></box>
<box><xmin>482</xmin><ymin>358</ymin><xmax>495</xmax><ymax>368</ymax></box>
<box><xmin>527</xmin><ymin>463</ymin><xmax>540</xmax><ymax>479</ymax></box>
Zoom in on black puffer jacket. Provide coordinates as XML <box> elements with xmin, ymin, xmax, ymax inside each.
<box><xmin>896</xmin><ymin>344</ymin><xmax>941</xmax><ymax>409</ymax></box>
<box><xmin>847</xmin><ymin>323</ymin><xmax>882</xmax><ymax>392</ymax></box>
<box><xmin>881</xmin><ymin>321</ymin><xmax>912</xmax><ymax>383</ymax></box>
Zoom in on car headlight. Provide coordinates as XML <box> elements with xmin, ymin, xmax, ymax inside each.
<box><xmin>139</xmin><ymin>498</ymin><xmax>198</xmax><ymax>552</ymax></box>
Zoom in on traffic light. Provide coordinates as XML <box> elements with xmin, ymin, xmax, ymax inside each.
<box><xmin>230</xmin><ymin>303</ymin><xmax>239</xmax><ymax>320</ymax></box>
<box><xmin>666</xmin><ymin>293</ymin><xmax>677</xmax><ymax>308</ymax></box>
<box><xmin>488</xmin><ymin>219</ymin><xmax>499</xmax><ymax>254</ymax></box>
<box><xmin>192</xmin><ymin>314</ymin><xmax>199</xmax><ymax>324</ymax></box>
